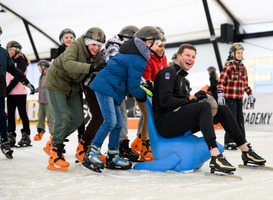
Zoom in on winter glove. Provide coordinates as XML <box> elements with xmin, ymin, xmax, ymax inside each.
<box><xmin>248</xmin><ymin>94</ymin><xmax>255</xmax><ymax>108</ymax></box>
<box><xmin>89</xmin><ymin>63</ymin><xmax>106</xmax><ymax>74</ymax></box>
<box><xmin>217</xmin><ymin>93</ymin><xmax>225</xmax><ymax>105</ymax></box>
<box><xmin>140</xmin><ymin>79</ymin><xmax>154</xmax><ymax>97</ymax></box>
<box><xmin>193</xmin><ymin>90</ymin><xmax>207</xmax><ymax>102</ymax></box>
<box><xmin>27</xmin><ymin>83</ymin><xmax>35</xmax><ymax>94</ymax></box>
<box><xmin>140</xmin><ymin>85</ymin><xmax>153</xmax><ymax>97</ymax></box>
<box><xmin>136</xmin><ymin>94</ymin><xmax>147</xmax><ymax>103</ymax></box>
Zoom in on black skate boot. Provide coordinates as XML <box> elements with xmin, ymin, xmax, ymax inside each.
<box><xmin>119</xmin><ymin>139</ymin><xmax>139</xmax><ymax>161</ymax></box>
<box><xmin>1</xmin><ymin>138</ymin><xmax>13</xmax><ymax>159</ymax></box>
<box><xmin>82</xmin><ymin>145</ymin><xmax>105</xmax><ymax>173</ymax></box>
<box><xmin>105</xmin><ymin>150</ymin><xmax>132</xmax><ymax>170</ymax></box>
<box><xmin>224</xmin><ymin>142</ymin><xmax>238</xmax><ymax>150</ymax></box>
<box><xmin>209</xmin><ymin>154</ymin><xmax>236</xmax><ymax>174</ymax></box>
<box><xmin>17</xmin><ymin>132</ymin><xmax>32</xmax><ymax>147</ymax></box>
<box><xmin>242</xmin><ymin>148</ymin><xmax>266</xmax><ymax>166</ymax></box>
<box><xmin>7</xmin><ymin>132</ymin><xmax>16</xmax><ymax>147</ymax></box>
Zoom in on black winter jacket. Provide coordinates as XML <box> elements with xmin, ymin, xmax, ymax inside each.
<box><xmin>152</xmin><ymin>64</ymin><xmax>192</xmax><ymax>122</ymax></box>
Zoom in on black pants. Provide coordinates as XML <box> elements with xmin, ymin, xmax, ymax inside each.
<box><xmin>7</xmin><ymin>95</ymin><xmax>30</xmax><ymax>135</ymax></box>
<box><xmin>155</xmin><ymin>102</ymin><xmax>245</xmax><ymax>150</ymax></box>
<box><xmin>82</xmin><ymin>86</ymin><xmax>103</xmax><ymax>144</ymax></box>
<box><xmin>224</xmin><ymin>98</ymin><xmax>245</xmax><ymax>144</ymax></box>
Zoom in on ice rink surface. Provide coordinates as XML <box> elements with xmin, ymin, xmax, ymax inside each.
<box><xmin>1</xmin><ymin>124</ymin><xmax>273</xmax><ymax>200</ymax></box>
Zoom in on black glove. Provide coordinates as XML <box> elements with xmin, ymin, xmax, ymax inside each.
<box><xmin>89</xmin><ymin>63</ymin><xmax>106</xmax><ymax>74</ymax></box>
<box><xmin>194</xmin><ymin>90</ymin><xmax>207</xmax><ymax>102</ymax></box>
<box><xmin>27</xmin><ymin>83</ymin><xmax>35</xmax><ymax>95</ymax></box>
<box><xmin>136</xmin><ymin>94</ymin><xmax>147</xmax><ymax>103</ymax></box>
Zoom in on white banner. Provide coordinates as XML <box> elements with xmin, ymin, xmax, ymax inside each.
<box><xmin>243</xmin><ymin>93</ymin><xmax>273</xmax><ymax>131</ymax></box>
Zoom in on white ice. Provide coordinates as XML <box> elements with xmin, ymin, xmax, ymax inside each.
<box><xmin>1</xmin><ymin>124</ymin><xmax>273</xmax><ymax>200</ymax></box>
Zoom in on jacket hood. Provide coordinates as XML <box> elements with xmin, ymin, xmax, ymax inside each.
<box><xmin>119</xmin><ymin>37</ymin><xmax>150</xmax><ymax>61</ymax></box>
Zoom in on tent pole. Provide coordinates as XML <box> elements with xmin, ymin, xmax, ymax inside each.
<box><xmin>202</xmin><ymin>0</ymin><xmax>223</xmax><ymax>72</ymax></box>
<box><xmin>23</xmin><ymin>20</ymin><xmax>40</xmax><ymax>61</ymax></box>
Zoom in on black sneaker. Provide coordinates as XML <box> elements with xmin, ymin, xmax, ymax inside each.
<box><xmin>210</xmin><ymin>154</ymin><xmax>236</xmax><ymax>173</ymax></box>
<box><xmin>119</xmin><ymin>139</ymin><xmax>139</xmax><ymax>161</ymax></box>
<box><xmin>242</xmin><ymin>149</ymin><xmax>266</xmax><ymax>166</ymax></box>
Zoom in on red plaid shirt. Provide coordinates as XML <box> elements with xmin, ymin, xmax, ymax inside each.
<box><xmin>217</xmin><ymin>61</ymin><xmax>252</xmax><ymax>99</ymax></box>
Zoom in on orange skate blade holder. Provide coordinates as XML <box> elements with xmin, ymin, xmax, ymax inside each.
<box><xmin>47</xmin><ymin>163</ymin><xmax>68</xmax><ymax>171</ymax></box>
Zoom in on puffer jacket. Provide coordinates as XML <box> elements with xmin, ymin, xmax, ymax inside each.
<box><xmin>43</xmin><ymin>35</ymin><xmax>105</xmax><ymax>96</ymax></box>
<box><xmin>90</xmin><ymin>37</ymin><xmax>150</xmax><ymax>105</ymax></box>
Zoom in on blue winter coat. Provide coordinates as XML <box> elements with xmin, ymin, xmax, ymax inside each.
<box><xmin>90</xmin><ymin>37</ymin><xmax>150</xmax><ymax>105</ymax></box>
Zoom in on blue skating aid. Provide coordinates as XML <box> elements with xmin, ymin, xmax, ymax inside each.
<box><xmin>133</xmin><ymin>97</ymin><xmax>224</xmax><ymax>172</ymax></box>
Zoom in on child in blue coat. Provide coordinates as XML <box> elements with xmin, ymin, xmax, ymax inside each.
<box><xmin>83</xmin><ymin>26</ymin><xmax>161</xmax><ymax>172</ymax></box>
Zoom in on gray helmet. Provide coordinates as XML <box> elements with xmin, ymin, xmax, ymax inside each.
<box><xmin>207</xmin><ymin>66</ymin><xmax>216</xmax><ymax>72</ymax></box>
<box><xmin>118</xmin><ymin>25</ymin><xmax>139</xmax><ymax>39</ymax></box>
<box><xmin>155</xmin><ymin>26</ymin><xmax>166</xmax><ymax>42</ymax></box>
<box><xmin>59</xmin><ymin>28</ymin><xmax>76</xmax><ymax>44</ymax></box>
<box><xmin>84</xmin><ymin>27</ymin><xmax>106</xmax><ymax>44</ymax></box>
<box><xmin>38</xmin><ymin>60</ymin><xmax>50</xmax><ymax>68</ymax></box>
<box><xmin>6</xmin><ymin>41</ymin><xmax>22</xmax><ymax>50</ymax></box>
<box><xmin>134</xmin><ymin>26</ymin><xmax>161</xmax><ymax>41</ymax></box>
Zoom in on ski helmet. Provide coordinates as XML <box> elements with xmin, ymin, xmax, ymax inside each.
<box><xmin>6</xmin><ymin>41</ymin><xmax>22</xmax><ymax>51</ymax></box>
<box><xmin>207</xmin><ymin>66</ymin><xmax>216</xmax><ymax>72</ymax></box>
<box><xmin>84</xmin><ymin>27</ymin><xmax>106</xmax><ymax>44</ymax></box>
<box><xmin>59</xmin><ymin>28</ymin><xmax>76</xmax><ymax>44</ymax></box>
<box><xmin>38</xmin><ymin>60</ymin><xmax>50</xmax><ymax>68</ymax></box>
<box><xmin>155</xmin><ymin>26</ymin><xmax>166</xmax><ymax>43</ymax></box>
<box><xmin>134</xmin><ymin>26</ymin><xmax>161</xmax><ymax>41</ymax></box>
<box><xmin>229</xmin><ymin>43</ymin><xmax>244</xmax><ymax>55</ymax></box>
<box><xmin>118</xmin><ymin>25</ymin><xmax>139</xmax><ymax>39</ymax></box>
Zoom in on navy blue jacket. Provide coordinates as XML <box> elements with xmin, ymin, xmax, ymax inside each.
<box><xmin>90</xmin><ymin>37</ymin><xmax>150</xmax><ymax>105</ymax></box>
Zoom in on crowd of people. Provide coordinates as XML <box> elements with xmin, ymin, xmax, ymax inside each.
<box><xmin>0</xmin><ymin>24</ymin><xmax>266</xmax><ymax>174</ymax></box>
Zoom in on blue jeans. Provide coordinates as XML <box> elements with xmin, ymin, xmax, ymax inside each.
<box><xmin>92</xmin><ymin>91</ymin><xmax>123</xmax><ymax>150</ymax></box>
<box><xmin>0</xmin><ymin>97</ymin><xmax>7</xmax><ymax>138</ymax></box>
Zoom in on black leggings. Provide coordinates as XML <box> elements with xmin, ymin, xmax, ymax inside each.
<box><xmin>155</xmin><ymin>102</ymin><xmax>245</xmax><ymax>150</ymax></box>
<box><xmin>7</xmin><ymin>95</ymin><xmax>30</xmax><ymax>135</ymax></box>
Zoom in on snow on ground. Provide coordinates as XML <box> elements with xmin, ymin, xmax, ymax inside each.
<box><xmin>1</xmin><ymin>124</ymin><xmax>273</xmax><ymax>200</ymax></box>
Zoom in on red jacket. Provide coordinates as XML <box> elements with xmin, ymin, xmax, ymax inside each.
<box><xmin>143</xmin><ymin>54</ymin><xmax>168</xmax><ymax>81</ymax></box>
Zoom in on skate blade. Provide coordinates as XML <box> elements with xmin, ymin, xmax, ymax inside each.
<box><xmin>204</xmin><ymin>172</ymin><xmax>242</xmax><ymax>180</ymax></box>
<box><xmin>82</xmin><ymin>162</ymin><xmax>103</xmax><ymax>173</ymax></box>
<box><xmin>15</xmin><ymin>144</ymin><xmax>32</xmax><ymax>148</ymax></box>
<box><xmin>43</xmin><ymin>147</ymin><xmax>51</xmax><ymax>155</ymax></box>
<box><xmin>47</xmin><ymin>164</ymin><xmax>68</xmax><ymax>171</ymax></box>
<box><xmin>238</xmin><ymin>164</ymin><xmax>273</xmax><ymax>170</ymax></box>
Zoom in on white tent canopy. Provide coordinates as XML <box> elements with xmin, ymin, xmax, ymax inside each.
<box><xmin>1</xmin><ymin>0</ymin><xmax>273</xmax><ymax>60</ymax></box>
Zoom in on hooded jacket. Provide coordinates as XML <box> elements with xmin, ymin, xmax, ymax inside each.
<box><xmin>43</xmin><ymin>35</ymin><xmax>105</xmax><ymax>96</ymax></box>
<box><xmin>90</xmin><ymin>37</ymin><xmax>150</xmax><ymax>105</ymax></box>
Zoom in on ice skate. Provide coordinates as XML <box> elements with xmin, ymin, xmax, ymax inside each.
<box><xmin>43</xmin><ymin>135</ymin><xmax>53</xmax><ymax>155</ymax></box>
<box><xmin>47</xmin><ymin>144</ymin><xmax>69</xmax><ymax>171</ymax></box>
<box><xmin>119</xmin><ymin>139</ymin><xmax>139</xmax><ymax>161</ymax></box>
<box><xmin>241</xmin><ymin>148</ymin><xmax>266</xmax><ymax>166</ymax></box>
<box><xmin>75</xmin><ymin>138</ymin><xmax>89</xmax><ymax>163</ymax></box>
<box><xmin>105</xmin><ymin>150</ymin><xmax>132</xmax><ymax>170</ymax></box>
<box><xmin>7</xmin><ymin>132</ymin><xmax>16</xmax><ymax>147</ymax></box>
<box><xmin>131</xmin><ymin>134</ymin><xmax>142</xmax><ymax>155</ymax></box>
<box><xmin>17</xmin><ymin>132</ymin><xmax>32</xmax><ymax>147</ymax></box>
<box><xmin>209</xmin><ymin>154</ymin><xmax>236</xmax><ymax>174</ymax></box>
<box><xmin>34</xmin><ymin>129</ymin><xmax>43</xmax><ymax>141</ymax></box>
<box><xmin>140</xmin><ymin>139</ymin><xmax>154</xmax><ymax>162</ymax></box>
<box><xmin>0</xmin><ymin>138</ymin><xmax>13</xmax><ymax>159</ymax></box>
<box><xmin>224</xmin><ymin>142</ymin><xmax>237</xmax><ymax>150</ymax></box>
<box><xmin>82</xmin><ymin>145</ymin><xmax>105</xmax><ymax>173</ymax></box>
